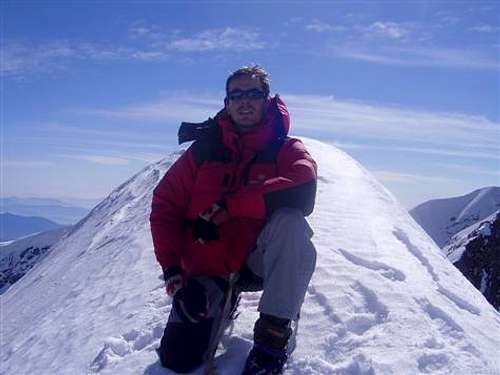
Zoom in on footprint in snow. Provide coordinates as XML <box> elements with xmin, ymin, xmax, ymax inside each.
<box><xmin>89</xmin><ymin>324</ymin><xmax>165</xmax><ymax>373</ymax></box>
<box><xmin>344</xmin><ymin>282</ymin><xmax>389</xmax><ymax>336</ymax></box>
<box><xmin>337</xmin><ymin>248</ymin><xmax>406</xmax><ymax>282</ymax></box>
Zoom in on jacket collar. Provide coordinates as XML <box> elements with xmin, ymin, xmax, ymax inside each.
<box><xmin>216</xmin><ymin>95</ymin><xmax>290</xmax><ymax>152</ymax></box>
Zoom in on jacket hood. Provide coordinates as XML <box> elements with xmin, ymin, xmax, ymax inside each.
<box><xmin>216</xmin><ymin>95</ymin><xmax>290</xmax><ymax>152</ymax></box>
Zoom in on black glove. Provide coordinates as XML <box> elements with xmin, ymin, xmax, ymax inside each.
<box><xmin>173</xmin><ymin>278</ymin><xmax>209</xmax><ymax>323</ymax></box>
<box><xmin>192</xmin><ymin>200</ymin><xmax>229</xmax><ymax>244</ymax></box>
<box><xmin>192</xmin><ymin>217</ymin><xmax>220</xmax><ymax>243</ymax></box>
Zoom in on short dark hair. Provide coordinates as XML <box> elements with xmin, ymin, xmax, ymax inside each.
<box><xmin>225</xmin><ymin>65</ymin><xmax>271</xmax><ymax>97</ymax></box>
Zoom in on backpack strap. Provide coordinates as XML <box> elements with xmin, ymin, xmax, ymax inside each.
<box><xmin>178</xmin><ymin>118</ymin><xmax>232</xmax><ymax>167</ymax></box>
<box><xmin>178</xmin><ymin>117</ymin><xmax>218</xmax><ymax>145</ymax></box>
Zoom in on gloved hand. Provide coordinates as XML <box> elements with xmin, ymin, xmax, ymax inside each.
<box><xmin>173</xmin><ymin>278</ymin><xmax>209</xmax><ymax>323</ymax></box>
<box><xmin>193</xmin><ymin>200</ymin><xmax>230</xmax><ymax>244</ymax></box>
<box><xmin>163</xmin><ymin>265</ymin><xmax>185</xmax><ymax>297</ymax></box>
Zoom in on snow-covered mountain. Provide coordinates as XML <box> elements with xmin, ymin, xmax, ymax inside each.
<box><xmin>2</xmin><ymin>140</ymin><xmax>499</xmax><ymax>375</ymax></box>
<box><xmin>0</xmin><ymin>226</ymin><xmax>71</xmax><ymax>294</ymax></box>
<box><xmin>410</xmin><ymin>187</ymin><xmax>500</xmax><ymax>248</ymax></box>
<box><xmin>443</xmin><ymin>211</ymin><xmax>499</xmax><ymax>311</ymax></box>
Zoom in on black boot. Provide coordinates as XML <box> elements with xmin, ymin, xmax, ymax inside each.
<box><xmin>242</xmin><ymin>314</ymin><xmax>292</xmax><ymax>375</ymax></box>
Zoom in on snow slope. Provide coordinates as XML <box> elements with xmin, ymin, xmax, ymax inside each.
<box><xmin>410</xmin><ymin>187</ymin><xmax>500</xmax><ymax>248</ymax></box>
<box><xmin>2</xmin><ymin>140</ymin><xmax>499</xmax><ymax>375</ymax></box>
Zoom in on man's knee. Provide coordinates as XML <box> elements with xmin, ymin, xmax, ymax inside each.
<box><xmin>158</xmin><ymin>319</ymin><xmax>213</xmax><ymax>373</ymax></box>
<box><xmin>267</xmin><ymin>208</ymin><xmax>308</xmax><ymax>232</ymax></box>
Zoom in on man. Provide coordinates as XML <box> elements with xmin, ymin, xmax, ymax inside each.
<box><xmin>150</xmin><ymin>65</ymin><xmax>317</xmax><ymax>374</ymax></box>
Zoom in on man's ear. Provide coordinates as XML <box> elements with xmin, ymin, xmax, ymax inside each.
<box><xmin>224</xmin><ymin>97</ymin><xmax>229</xmax><ymax>109</ymax></box>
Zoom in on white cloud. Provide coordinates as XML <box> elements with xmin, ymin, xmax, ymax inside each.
<box><xmin>61</xmin><ymin>154</ymin><xmax>130</xmax><ymax>165</ymax></box>
<box><xmin>333</xmin><ymin>45</ymin><xmax>499</xmax><ymax>70</ymax></box>
<box><xmin>334</xmin><ymin>142</ymin><xmax>499</xmax><ymax>160</ymax></box>
<box><xmin>168</xmin><ymin>27</ymin><xmax>265</xmax><ymax>52</ymax></box>
<box><xmin>1</xmin><ymin>41</ymin><xmax>170</xmax><ymax>76</ymax></box>
<box><xmin>372</xmin><ymin>170</ymin><xmax>457</xmax><ymax>184</ymax></box>
<box><xmin>83</xmin><ymin>94</ymin><xmax>222</xmax><ymax>123</ymax></box>
<box><xmin>470</xmin><ymin>24</ymin><xmax>500</xmax><ymax>33</ymax></box>
<box><xmin>305</xmin><ymin>19</ymin><xmax>345</xmax><ymax>33</ymax></box>
<box><xmin>432</xmin><ymin>162</ymin><xmax>500</xmax><ymax>177</ymax></box>
<box><xmin>2</xmin><ymin>160</ymin><xmax>54</xmax><ymax>167</ymax></box>
<box><xmin>283</xmin><ymin>94</ymin><xmax>499</xmax><ymax>159</ymax></box>
<box><xmin>368</xmin><ymin>22</ymin><xmax>409</xmax><ymax>39</ymax></box>
<box><xmin>80</xmin><ymin>92</ymin><xmax>500</xmax><ymax>163</ymax></box>
<box><xmin>1</xmin><ymin>26</ymin><xmax>264</xmax><ymax>76</ymax></box>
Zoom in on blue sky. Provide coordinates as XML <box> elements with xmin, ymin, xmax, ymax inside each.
<box><xmin>2</xmin><ymin>1</ymin><xmax>499</xmax><ymax>209</ymax></box>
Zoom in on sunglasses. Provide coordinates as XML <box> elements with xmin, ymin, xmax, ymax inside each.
<box><xmin>226</xmin><ymin>89</ymin><xmax>267</xmax><ymax>101</ymax></box>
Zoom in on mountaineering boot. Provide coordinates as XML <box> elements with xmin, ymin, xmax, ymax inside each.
<box><xmin>242</xmin><ymin>314</ymin><xmax>292</xmax><ymax>375</ymax></box>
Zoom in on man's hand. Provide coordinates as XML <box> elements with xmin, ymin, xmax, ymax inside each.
<box><xmin>163</xmin><ymin>265</ymin><xmax>185</xmax><ymax>297</ymax></box>
<box><xmin>193</xmin><ymin>200</ymin><xmax>230</xmax><ymax>244</ymax></box>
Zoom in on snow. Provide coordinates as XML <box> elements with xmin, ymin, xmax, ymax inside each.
<box><xmin>478</xmin><ymin>222</ymin><xmax>492</xmax><ymax>238</ymax></box>
<box><xmin>410</xmin><ymin>186</ymin><xmax>500</xmax><ymax>248</ymax></box>
<box><xmin>2</xmin><ymin>139</ymin><xmax>500</xmax><ymax>375</ymax></box>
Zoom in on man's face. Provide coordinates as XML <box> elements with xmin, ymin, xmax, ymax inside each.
<box><xmin>225</xmin><ymin>75</ymin><xmax>267</xmax><ymax>133</ymax></box>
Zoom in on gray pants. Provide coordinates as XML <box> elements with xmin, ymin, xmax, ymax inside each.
<box><xmin>245</xmin><ymin>207</ymin><xmax>316</xmax><ymax>320</ymax></box>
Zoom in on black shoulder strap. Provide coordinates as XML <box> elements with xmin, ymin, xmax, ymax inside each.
<box><xmin>179</xmin><ymin>118</ymin><xmax>231</xmax><ymax>166</ymax></box>
<box><xmin>178</xmin><ymin>117</ymin><xmax>218</xmax><ymax>144</ymax></box>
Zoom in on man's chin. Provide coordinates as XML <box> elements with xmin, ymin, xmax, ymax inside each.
<box><xmin>235</xmin><ymin>122</ymin><xmax>260</xmax><ymax>133</ymax></box>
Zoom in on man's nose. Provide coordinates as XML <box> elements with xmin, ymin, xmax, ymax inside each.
<box><xmin>239</xmin><ymin>96</ymin><xmax>252</xmax><ymax>105</ymax></box>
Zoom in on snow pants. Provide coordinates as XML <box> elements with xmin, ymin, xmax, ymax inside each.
<box><xmin>157</xmin><ymin>208</ymin><xmax>316</xmax><ymax>373</ymax></box>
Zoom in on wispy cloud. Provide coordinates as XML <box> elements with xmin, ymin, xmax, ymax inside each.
<box><xmin>333</xmin><ymin>142</ymin><xmax>499</xmax><ymax>160</ymax></box>
<box><xmin>305</xmin><ymin>19</ymin><xmax>345</xmax><ymax>33</ymax></box>
<box><xmin>373</xmin><ymin>170</ymin><xmax>458</xmax><ymax>184</ymax></box>
<box><xmin>1</xmin><ymin>41</ymin><xmax>170</xmax><ymax>76</ymax></box>
<box><xmin>61</xmin><ymin>154</ymin><xmax>131</xmax><ymax>165</ymax></box>
<box><xmin>470</xmin><ymin>24</ymin><xmax>500</xmax><ymax>33</ymax></box>
<box><xmin>168</xmin><ymin>27</ymin><xmax>266</xmax><ymax>52</ymax></box>
<box><xmin>2</xmin><ymin>160</ymin><xmax>54</xmax><ymax>168</ymax></box>
<box><xmin>432</xmin><ymin>162</ymin><xmax>500</xmax><ymax>177</ymax></box>
<box><xmin>128</xmin><ymin>21</ymin><xmax>266</xmax><ymax>52</ymax></box>
<box><xmin>367</xmin><ymin>22</ymin><xmax>410</xmax><ymax>40</ymax></box>
<box><xmin>284</xmin><ymin>94</ymin><xmax>499</xmax><ymax>159</ymax></box>
<box><xmin>333</xmin><ymin>45</ymin><xmax>499</xmax><ymax>70</ymax></box>
<box><xmin>80</xmin><ymin>92</ymin><xmax>500</xmax><ymax>162</ymax></box>
<box><xmin>2</xmin><ymin>25</ymin><xmax>265</xmax><ymax>76</ymax></box>
<box><xmin>129</xmin><ymin>21</ymin><xmax>170</xmax><ymax>40</ymax></box>
<box><xmin>83</xmin><ymin>94</ymin><xmax>222</xmax><ymax>123</ymax></box>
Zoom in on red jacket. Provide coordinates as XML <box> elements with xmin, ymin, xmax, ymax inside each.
<box><xmin>150</xmin><ymin>96</ymin><xmax>317</xmax><ymax>276</ymax></box>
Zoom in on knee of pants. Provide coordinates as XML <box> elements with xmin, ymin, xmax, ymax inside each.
<box><xmin>268</xmin><ymin>207</ymin><xmax>308</xmax><ymax>231</ymax></box>
<box><xmin>158</xmin><ymin>319</ymin><xmax>213</xmax><ymax>373</ymax></box>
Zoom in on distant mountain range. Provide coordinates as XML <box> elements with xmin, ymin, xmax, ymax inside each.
<box><xmin>0</xmin><ymin>213</ymin><xmax>64</xmax><ymax>242</ymax></box>
<box><xmin>410</xmin><ymin>187</ymin><xmax>500</xmax><ymax>248</ymax></box>
<box><xmin>1</xmin><ymin>196</ymin><xmax>100</xmax><ymax>225</ymax></box>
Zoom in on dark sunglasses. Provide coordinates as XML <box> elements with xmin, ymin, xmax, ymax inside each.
<box><xmin>226</xmin><ymin>88</ymin><xmax>266</xmax><ymax>101</ymax></box>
